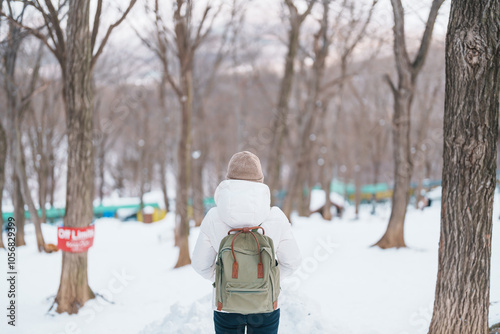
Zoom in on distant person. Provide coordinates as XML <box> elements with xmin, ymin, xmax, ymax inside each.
<box><xmin>192</xmin><ymin>151</ymin><xmax>301</xmax><ymax>334</ymax></box>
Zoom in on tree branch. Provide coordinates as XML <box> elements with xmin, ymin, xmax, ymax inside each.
<box><xmin>299</xmin><ymin>0</ymin><xmax>316</xmax><ymax>23</ymax></box>
<box><xmin>153</xmin><ymin>0</ymin><xmax>182</xmax><ymax>97</ymax></box>
<box><xmin>0</xmin><ymin>10</ymin><xmax>57</xmax><ymax>56</ymax></box>
<box><xmin>343</xmin><ymin>0</ymin><xmax>378</xmax><ymax>59</ymax></box>
<box><xmin>384</xmin><ymin>73</ymin><xmax>398</xmax><ymax>96</ymax></box>
<box><xmin>42</xmin><ymin>0</ymin><xmax>65</xmax><ymax>52</ymax></box>
<box><xmin>390</xmin><ymin>0</ymin><xmax>411</xmax><ymax>74</ymax></box>
<box><xmin>411</xmin><ymin>0</ymin><xmax>445</xmax><ymax>72</ymax></box>
<box><xmin>91</xmin><ymin>0</ymin><xmax>138</xmax><ymax>70</ymax></box>
<box><xmin>193</xmin><ymin>3</ymin><xmax>222</xmax><ymax>51</ymax></box>
<box><xmin>91</xmin><ymin>0</ymin><xmax>103</xmax><ymax>52</ymax></box>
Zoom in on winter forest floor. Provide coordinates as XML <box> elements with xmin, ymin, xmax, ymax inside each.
<box><xmin>1</xmin><ymin>197</ymin><xmax>499</xmax><ymax>334</ymax></box>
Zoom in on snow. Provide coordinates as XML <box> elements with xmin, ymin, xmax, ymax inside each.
<box><xmin>309</xmin><ymin>189</ymin><xmax>345</xmax><ymax>212</ymax></box>
<box><xmin>426</xmin><ymin>186</ymin><xmax>442</xmax><ymax>201</ymax></box>
<box><xmin>94</xmin><ymin>190</ymin><xmax>166</xmax><ymax>209</ymax></box>
<box><xmin>142</xmin><ymin>206</ymin><xmax>155</xmax><ymax>214</ymax></box>
<box><xmin>1</xmin><ymin>197</ymin><xmax>499</xmax><ymax>334</ymax></box>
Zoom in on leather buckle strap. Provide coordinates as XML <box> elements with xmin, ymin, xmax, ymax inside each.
<box><xmin>229</xmin><ymin>228</ymin><xmax>264</xmax><ymax>279</ymax></box>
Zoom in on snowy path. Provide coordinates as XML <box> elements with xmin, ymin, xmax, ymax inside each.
<box><xmin>1</xmin><ymin>202</ymin><xmax>499</xmax><ymax>334</ymax></box>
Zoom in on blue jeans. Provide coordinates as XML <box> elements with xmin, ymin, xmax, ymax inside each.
<box><xmin>214</xmin><ymin>309</ymin><xmax>280</xmax><ymax>334</ymax></box>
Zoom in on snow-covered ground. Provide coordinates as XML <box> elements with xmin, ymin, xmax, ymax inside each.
<box><xmin>1</xmin><ymin>195</ymin><xmax>499</xmax><ymax>334</ymax></box>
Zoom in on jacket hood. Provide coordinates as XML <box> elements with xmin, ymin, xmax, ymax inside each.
<box><xmin>214</xmin><ymin>179</ymin><xmax>271</xmax><ymax>228</ymax></box>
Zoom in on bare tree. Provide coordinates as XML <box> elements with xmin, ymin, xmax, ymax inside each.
<box><xmin>312</xmin><ymin>0</ymin><xmax>378</xmax><ymax>220</ymax></box>
<box><xmin>374</xmin><ymin>0</ymin><xmax>444</xmax><ymax>249</ymax></box>
<box><xmin>282</xmin><ymin>0</ymin><xmax>329</xmax><ymax>219</ymax></box>
<box><xmin>191</xmin><ymin>0</ymin><xmax>245</xmax><ymax>226</ymax></box>
<box><xmin>428</xmin><ymin>0</ymin><xmax>500</xmax><ymax>332</ymax></box>
<box><xmin>2</xmin><ymin>3</ymin><xmax>47</xmax><ymax>252</ymax></box>
<box><xmin>137</xmin><ymin>0</ymin><xmax>220</xmax><ymax>267</ymax></box>
<box><xmin>2</xmin><ymin>0</ymin><xmax>138</xmax><ymax>314</ymax></box>
<box><xmin>266</xmin><ymin>0</ymin><xmax>316</xmax><ymax>204</ymax></box>
<box><xmin>27</xmin><ymin>81</ymin><xmax>62</xmax><ymax>224</ymax></box>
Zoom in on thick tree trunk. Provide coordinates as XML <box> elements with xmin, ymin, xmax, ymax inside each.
<box><xmin>55</xmin><ymin>0</ymin><xmax>95</xmax><ymax>314</ymax></box>
<box><xmin>428</xmin><ymin>1</ymin><xmax>500</xmax><ymax>333</ymax></box>
<box><xmin>174</xmin><ymin>69</ymin><xmax>193</xmax><ymax>268</ymax></box>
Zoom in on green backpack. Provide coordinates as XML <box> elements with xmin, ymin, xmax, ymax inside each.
<box><xmin>214</xmin><ymin>226</ymin><xmax>280</xmax><ymax>314</ymax></box>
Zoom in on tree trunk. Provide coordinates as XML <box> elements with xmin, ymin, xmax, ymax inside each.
<box><xmin>266</xmin><ymin>11</ymin><xmax>302</xmax><ymax>205</ymax></box>
<box><xmin>298</xmin><ymin>183</ymin><xmax>311</xmax><ymax>217</ymax></box>
<box><xmin>159</xmin><ymin>159</ymin><xmax>170</xmax><ymax>213</ymax></box>
<box><xmin>0</xmin><ymin>123</ymin><xmax>6</xmax><ymax>249</ymax></box>
<box><xmin>12</xmin><ymin>174</ymin><xmax>25</xmax><ymax>246</ymax></box>
<box><xmin>283</xmin><ymin>6</ymin><xmax>328</xmax><ymax>218</ymax></box>
<box><xmin>192</xmin><ymin>101</ymin><xmax>208</xmax><ymax>227</ymax></box>
<box><xmin>371</xmin><ymin>162</ymin><xmax>380</xmax><ymax>215</ymax></box>
<box><xmin>375</xmin><ymin>0</ymin><xmax>444</xmax><ymax>249</ymax></box>
<box><xmin>38</xmin><ymin>166</ymin><xmax>48</xmax><ymax>224</ymax></box>
<box><xmin>55</xmin><ymin>0</ymin><xmax>95</xmax><ymax>314</ymax></box>
<box><xmin>192</xmin><ymin>154</ymin><xmax>205</xmax><ymax>226</ymax></box>
<box><xmin>414</xmin><ymin>164</ymin><xmax>424</xmax><ymax>209</ymax></box>
<box><xmin>428</xmin><ymin>1</ymin><xmax>500</xmax><ymax>332</ymax></box>
<box><xmin>174</xmin><ymin>68</ymin><xmax>193</xmax><ymax>268</ymax></box>
<box><xmin>13</xmin><ymin>126</ymin><xmax>46</xmax><ymax>252</ymax></box>
<box><xmin>321</xmin><ymin>167</ymin><xmax>333</xmax><ymax>220</ymax></box>
<box><xmin>4</xmin><ymin>13</ymin><xmax>25</xmax><ymax>247</ymax></box>
<box><xmin>354</xmin><ymin>170</ymin><xmax>362</xmax><ymax>219</ymax></box>
<box><xmin>374</xmin><ymin>93</ymin><xmax>412</xmax><ymax>248</ymax></box>
<box><xmin>49</xmin><ymin>151</ymin><xmax>56</xmax><ymax>208</ymax></box>
<box><xmin>98</xmin><ymin>139</ymin><xmax>105</xmax><ymax>204</ymax></box>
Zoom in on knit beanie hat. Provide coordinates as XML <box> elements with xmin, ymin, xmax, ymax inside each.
<box><xmin>226</xmin><ymin>151</ymin><xmax>264</xmax><ymax>183</ymax></box>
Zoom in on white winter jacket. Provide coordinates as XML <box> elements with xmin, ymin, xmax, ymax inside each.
<box><xmin>192</xmin><ymin>179</ymin><xmax>302</xmax><ymax>285</ymax></box>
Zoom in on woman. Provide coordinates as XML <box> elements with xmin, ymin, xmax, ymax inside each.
<box><xmin>192</xmin><ymin>151</ymin><xmax>302</xmax><ymax>334</ymax></box>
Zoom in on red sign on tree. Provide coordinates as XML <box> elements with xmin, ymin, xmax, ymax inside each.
<box><xmin>57</xmin><ymin>226</ymin><xmax>95</xmax><ymax>252</ymax></box>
